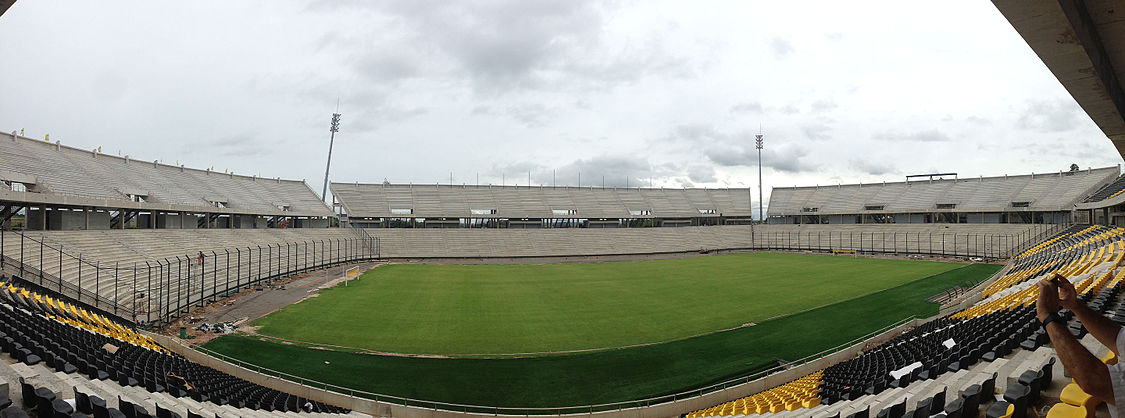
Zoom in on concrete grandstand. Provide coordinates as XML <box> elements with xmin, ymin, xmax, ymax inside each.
<box><xmin>330</xmin><ymin>182</ymin><xmax>754</xmax><ymax>228</ymax></box>
<box><xmin>0</xmin><ymin>132</ymin><xmax>334</xmax><ymax>230</ymax></box>
<box><xmin>767</xmin><ymin>167</ymin><xmax>1119</xmax><ymax>225</ymax></box>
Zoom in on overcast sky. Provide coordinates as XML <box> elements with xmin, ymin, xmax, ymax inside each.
<box><xmin>1</xmin><ymin>1</ymin><xmax>1121</xmax><ymax>217</ymax></box>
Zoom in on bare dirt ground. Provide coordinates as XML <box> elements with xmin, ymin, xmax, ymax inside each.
<box><xmin>163</xmin><ymin>261</ymin><xmax>382</xmax><ymax>344</ymax></box>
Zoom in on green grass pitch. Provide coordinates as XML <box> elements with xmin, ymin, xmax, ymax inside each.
<box><xmin>253</xmin><ymin>253</ymin><xmax>965</xmax><ymax>355</ymax></box>
<box><xmin>206</xmin><ymin>262</ymin><xmax>1000</xmax><ymax>407</ymax></box>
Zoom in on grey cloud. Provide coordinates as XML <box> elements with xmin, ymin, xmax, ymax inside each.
<box><xmin>491</xmin><ymin>156</ymin><xmax>704</xmax><ymax>188</ymax></box>
<box><xmin>487</xmin><ymin>161</ymin><xmax>546</xmax><ymax>184</ymax></box>
<box><xmin>281</xmin><ymin>79</ymin><xmax>428</xmax><ymax>133</ymax></box>
<box><xmin>663</xmin><ymin>124</ymin><xmax>757</xmax><ymax>150</ymax></box>
<box><xmin>671</xmin><ymin>124</ymin><xmax>722</xmax><ymax>142</ymax></box>
<box><xmin>347</xmin><ymin>107</ymin><xmax>429</xmax><ymax>133</ymax></box>
<box><xmin>730</xmin><ymin>102</ymin><xmax>764</xmax><ymax>114</ymax></box>
<box><xmin>704</xmin><ymin>144</ymin><xmax>815</xmax><ymax>174</ymax></box>
<box><xmin>320</xmin><ymin>0</ymin><xmax>693</xmax><ymax>95</ymax></box>
<box><xmin>549</xmin><ymin>156</ymin><xmax>661</xmax><ymax>187</ymax></box>
<box><xmin>507</xmin><ymin>103</ymin><xmax>551</xmax><ymax>127</ymax></box>
<box><xmin>764</xmin><ymin>147</ymin><xmax>815</xmax><ymax>173</ymax></box>
<box><xmin>687</xmin><ymin>165</ymin><xmax>717</xmax><ymax>183</ymax></box>
<box><xmin>1017</xmin><ymin>99</ymin><xmax>1082</xmax><ymax>132</ymax></box>
<box><xmin>350</xmin><ymin>48</ymin><xmax>428</xmax><ymax>84</ymax></box>
<box><xmin>770</xmin><ymin>37</ymin><xmax>794</xmax><ymax>58</ymax></box>
<box><xmin>849</xmin><ymin>159</ymin><xmax>896</xmax><ymax>176</ymax></box>
<box><xmin>92</xmin><ymin>72</ymin><xmax>129</xmax><ymax>103</ymax></box>
<box><xmin>703</xmin><ymin>147</ymin><xmax>746</xmax><ymax>167</ymax></box>
<box><xmin>802</xmin><ymin>122</ymin><xmax>832</xmax><ymax>140</ymax></box>
<box><xmin>872</xmin><ymin>129</ymin><xmax>950</xmax><ymax>142</ymax></box>
<box><xmin>810</xmin><ymin>99</ymin><xmax>837</xmax><ymax>113</ymax></box>
<box><xmin>193</xmin><ymin>133</ymin><xmax>272</xmax><ymax>157</ymax></box>
<box><xmin>966</xmin><ymin>116</ymin><xmax>991</xmax><ymax>126</ymax></box>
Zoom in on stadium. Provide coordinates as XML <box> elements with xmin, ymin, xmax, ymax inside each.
<box><xmin>1</xmin><ymin>1</ymin><xmax>1125</xmax><ymax>418</ymax></box>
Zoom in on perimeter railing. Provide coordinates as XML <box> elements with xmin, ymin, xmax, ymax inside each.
<box><xmin>750</xmin><ymin>223</ymin><xmax>1068</xmax><ymax>259</ymax></box>
<box><xmin>0</xmin><ymin>228</ymin><xmax>380</xmax><ymax>326</ymax></box>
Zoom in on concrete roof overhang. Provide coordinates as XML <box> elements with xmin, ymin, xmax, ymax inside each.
<box><xmin>993</xmin><ymin>0</ymin><xmax>1125</xmax><ymax>157</ymax></box>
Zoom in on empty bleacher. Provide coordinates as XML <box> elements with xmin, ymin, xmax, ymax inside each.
<box><xmin>0</xmin><ymin>228</ymin><xmax>372</xmax><ymax>324</ymax></box>
<box><xmin>0</xmin><ymin>132</ymin><xmax>332</xmax><ymax>219</ymax></box>
<box><xmin>0</xmin><ymin>278</ymin><xmax>363</xmax><ymax>417</ymax></box>
<box><xmin>1082</xmin><ymin>174</ymin><xmax>1125</xmax><ymax>203</ymax></box>
<box><xmin>330</xmin><ymin>182</ymin><xmax>753</xmax><ymax>220</ymax></box>
<box><xmin>768</xmin><ymin>167</ymin><xmax>1119</xmax><ymax>224</ymax></box>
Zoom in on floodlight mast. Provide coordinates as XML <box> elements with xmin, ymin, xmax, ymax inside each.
<box><xmin>321</xmin><ymin>112</ymin><xmax>341</xmax><ymax>204</ymax></box>
<box><xmin>755</xmin><ymin>132</ymin><xmax>764</xmax><ymax>223</ymax></box>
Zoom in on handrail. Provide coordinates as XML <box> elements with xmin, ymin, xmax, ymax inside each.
<box><xmin>184</xmin><ymin>316</ymin><xmax>917</xmax><ymax>415</ymax></box>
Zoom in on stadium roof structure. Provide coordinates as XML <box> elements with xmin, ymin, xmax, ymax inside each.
<box><xmin>0</xmin><ymin>132</ymin><xmax>333</xmax><ymax>218</ymax></box>
<box><xmin>330</xmin><ymin>182</ymin><xmax>752</xmax><ymax>219</ymax></box>
<box><xmin>766</xmin><ymin>166</ymin><xmax>1119</xmax><ymax>217</ymax></box>
<box><xmin>994</xmin><ymin>0</ymin><xmax>1125</xmax><ymax>158</ymax></box>
<box><xmin>0</xmin><ymin>0</ymin><xmax>14</xmax><ymax>18</ymax></box>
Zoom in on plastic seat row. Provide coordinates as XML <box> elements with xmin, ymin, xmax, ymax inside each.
<box><xmin>0</xmin><ymin>275</ymin><xmax>350</xmax><ymax>416</ymax></box>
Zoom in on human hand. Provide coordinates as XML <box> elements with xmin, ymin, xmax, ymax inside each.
<box><xmin>1036</xmin><ymin>278</ymin><xmax>1060</xmax><ymax>322</ymax></box>
<box><xmin>1053</xmin><ymin>273</ymin><xmax>1080</xmax><ymax>311</ymax></box>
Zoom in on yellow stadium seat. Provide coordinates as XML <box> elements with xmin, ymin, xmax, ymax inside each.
<box><xmin>1047</xmin><ymin>403</ymin><xmax>1089</xmax><ymax>418</ymax></box>
<box><xmin>1059</xmin><ymin>384</ymin><xmax>1097</xmax><ymax>414</ymax></box>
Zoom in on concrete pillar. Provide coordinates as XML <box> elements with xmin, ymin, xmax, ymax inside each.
<box><xmin>85</xmin><ymin>208</ymin><xmax>90</xmax><ymax>230</ymax></box>
<box><xmin>180</xmin><ymin>212</ymin><xmax>184</xmax><ymax>229</ymax></box>
<box><xmin>40</xmin><ymin>206</ymin><xmax>47</xmax><ymax>230</ymax></box>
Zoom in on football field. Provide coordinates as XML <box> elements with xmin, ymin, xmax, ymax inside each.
<box><xmin>253</xmin><ymin>253</ymin><xmax>967</xmax><ymax>355</ymax></box>
<box><xmin>207</xmin><ymin>257</ymin><xmax>1000</xmax><ymax>407</ymax></box>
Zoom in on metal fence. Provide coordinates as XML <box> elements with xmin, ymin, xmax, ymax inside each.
<box><xmin>749</xmin><ymin>224</ymin><xmax>1065</xmax><ymax>259</ymax></box>
<box><xmin>0</xmin><ymin>228</ymin><xmax>379</xmax><ymax>325</ymax></box>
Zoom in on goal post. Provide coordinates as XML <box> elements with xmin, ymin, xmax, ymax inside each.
<box><xmin>344</xmin><ymin>266</ymin><xmax>360</xmax><ymax>287</ymax></box>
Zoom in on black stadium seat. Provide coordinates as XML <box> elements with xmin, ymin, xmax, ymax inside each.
<box><xmin>0</xmin><ymin>277</ymin><xmax>353</xmax><ymax>416</ymax></box>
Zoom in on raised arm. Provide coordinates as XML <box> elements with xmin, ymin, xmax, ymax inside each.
<box><xmin>1038</xmin><ymin>279</ymin><xmax>1115</xmax><ymax>404</ymax></box>
<box><xmin>1053</xmin><ymin>272</ymin><xmax>1122</xmax><ymax>356</ymax></box>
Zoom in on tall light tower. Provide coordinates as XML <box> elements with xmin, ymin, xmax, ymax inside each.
<box><xmin>755</xmin><ymin>132</ymin><xmax>764</xmax><ymax>222</ymax></box>
<box><xmin>321</xmin><ymin>112</ymin><xmax>341</xmax><ymax>203</ymax></box>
